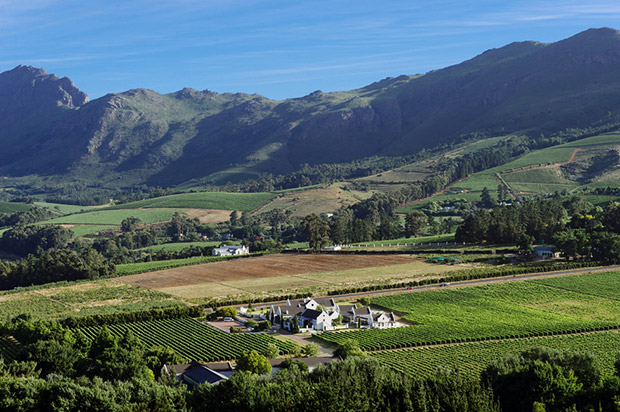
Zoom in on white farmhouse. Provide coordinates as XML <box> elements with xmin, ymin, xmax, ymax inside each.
<box><xmin>212</xmin><ymin>245</ymin><xmax>249</xmax><ymax>256</ymax></box>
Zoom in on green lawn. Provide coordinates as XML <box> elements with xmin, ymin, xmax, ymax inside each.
<box><xmin>34</xmin><ymin>202</ymin><xmax>96</xmax><ymax>215</ymax></box>
<box><xmin>108</xmin><ymin>191</ymin><xmax>275</xmax><ymax>211</ymax></box>
<box><xmin>42</xmin><ymin>208</ymin><xmax>187</xmax><ymax>225</ymax></box>
<box><xmin>68</xmin><ymin>225</ymin><xmax>117</xmax><ymax>237</ymax></box>
<box><xmin>0</xmin><ymin>201</ymin><xmax>31</xmax><ymax>213</ymax></box>
<box><xmin>136</xmin><ymin>241</ymin><xmax>226</xmax><ymax>252</ymax></box>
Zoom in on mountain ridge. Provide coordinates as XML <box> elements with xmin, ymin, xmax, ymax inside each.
<box><xmin>1</xmin><ymin>27</ymin><xmax>620</xmax><ymax>190</ymax></box>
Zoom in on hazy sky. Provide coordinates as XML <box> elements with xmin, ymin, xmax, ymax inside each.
<box><xmin>1</xmin><ymin>0</ymin><xmax>619</xmax><ymax>100</ymax></box>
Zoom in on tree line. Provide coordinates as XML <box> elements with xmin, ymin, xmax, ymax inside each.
<box><xmin>456</xmin><ymin>196</ymin><xmax>620</xmax><ymax>263</ymax></box>
<box><xmin>2</xmin><ymin>322</ymin><xmax>620</xmax><ymax>412</ymax></box>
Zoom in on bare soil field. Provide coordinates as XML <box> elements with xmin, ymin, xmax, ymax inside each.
<box><xmin>117</xmin><ymin>254</ymin><xmax>469</xmax><ymax>299</ymax></box>
<box><xmin>118</xmin><ymin>254</ymin><xmax>418</xmax><ymax>289</ymax></box>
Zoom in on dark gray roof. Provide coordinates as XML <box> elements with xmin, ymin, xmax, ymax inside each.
<box><xmin>276</xmin><ymin>306</ymin><xmax>303</xmax><ymax>316</ymax></box>
<box><xmin>354</xmin><ymin>307</ymin><xmax>372</xmax><ymax>316</ymax></box>
<box><xmin>338</xmin><ymin>304</ymin><xmax>356</xmax><ymax>313</ymax></box>
<box><xmin>300</xmin><ymin>308</ymin><xmax>323</xmax><ymax>319</ymax></box>
<box><xmin>314</xmin><ymin>298</ymin><xmax>336</xmax><ymax>307</ymax></box>
<box><xmin>184</xmin><ymin>365</ymin><xmax>228</xmax><ymax>385</ymax></box>
<box><xmin>165</xmin><ymin>361</ymin><xmax>232</xmax><ymax>376</ymax></box>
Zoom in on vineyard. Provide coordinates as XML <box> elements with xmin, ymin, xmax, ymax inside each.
<box><xmin>0</xmin><ymin>336</ymin><xmax>20</xmax><ymax>362</ymax></box>
<box><xmin>317</xmin><ymin>273</ymin><xmax>620</xmax><ymax>350</ymax></box>
<box><xmin>371</xmin><ymin>332</ymin><xmax>620</xmax><ymax>380</ymax></box>
<box><xmin>77</xmin><ymin>318</ymin><xmax>298</xmax><ymax>361</ymax></box>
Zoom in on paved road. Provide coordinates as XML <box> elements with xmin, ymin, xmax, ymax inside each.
<box><xmin>253</xmin><ymin>265</ymin><xmax>620</xmax><ymax>309</ymax></box>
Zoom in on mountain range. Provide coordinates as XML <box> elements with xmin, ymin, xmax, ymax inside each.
<box><xmin>1</xmin><ymin>27</ymin><xmax>620</xmax><ymax>190</ymax></box>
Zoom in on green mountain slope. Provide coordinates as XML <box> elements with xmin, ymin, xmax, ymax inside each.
<box><xmin>1</xmin><ymin>28</ymin><xmax>620</xmax><ymax>190</ymax></box>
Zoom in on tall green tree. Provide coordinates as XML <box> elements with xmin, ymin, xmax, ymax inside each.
<box><xmin>405</xmin><ymin>211</ymin><xmax>427</xmax><ymax>237</ymax></box>
<box><xmin>302</xmin><ymin>214</ymin><xmax>330</xmax><ymax>251</ymax></box>
<box><xmin>236</xmin><ymin>350</ymin><xmax>272</xmax><ymax>375</ymax></box>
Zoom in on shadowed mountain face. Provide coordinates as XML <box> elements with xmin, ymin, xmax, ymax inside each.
<box><xmin>1</xmin><ymin>28</ymin><xmax>620</xmax><ymax>187</ymax></box>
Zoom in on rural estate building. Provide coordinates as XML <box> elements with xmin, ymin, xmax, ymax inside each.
<box><xmin>270</xmin><ymin>297</ymin><xmax>398</xmax><ymax>331</ymax></box>
<box><xmin>162</xmin><ymin>361</ymin><xmax>234</xmax><ymax>388</ymax></box>
<box><xmin>533</xmin><ymin>246</ymin><xmax>559</xmax><ymax>259</ymax></box>
<box><xmin>212</xmin><ymin>245</ymin><xmax>249</xmax><ymax>256</ymax></box>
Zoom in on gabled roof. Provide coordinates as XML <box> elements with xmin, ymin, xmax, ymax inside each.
<box><xmin>184</xmin><ymin>364</ymin><xmax>229</xmax><ymax>385</ymax></box>
<box><xmin>275</xmin><ymin>305</ymin><xmax>303</xmax><ymax>316</ymax></box>
<box><xmin>354</xmin><ymin>307</ymin><xmax>372</xmax><ymax>316</ymax></box>
<box><xmin>373</xmin><ymin>312</ymin><xmax>396</xmax><ymax>322</ymax></box>
<box><xmin>300</xmin><ymin>308</ymin><xmax>323</xmax><ymax>320</ymax></box>
<box><xmin>337</xmin><ymin>304</ymin><xmax>357</xmax><ymax>313</ymax></box>
<box><xmin>314</xmin><ymin>298</ymin><xmax>336</xmax><ymax>308</ymax></box>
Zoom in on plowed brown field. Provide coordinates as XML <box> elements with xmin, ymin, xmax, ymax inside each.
<box><xmin>117</xmin><ymin>253</ymin><xmax>419</xmax><ymax>289</ymax></box>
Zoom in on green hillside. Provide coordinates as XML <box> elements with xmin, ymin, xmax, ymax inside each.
<box><xmin>108</xmin><ymin>192</ymin><xmax>275</xmax><ymax>211</ymax></box>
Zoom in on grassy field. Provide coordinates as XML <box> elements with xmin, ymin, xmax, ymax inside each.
<box><xmin>562</xmin><ymin>132</ymin><xmax>620</xmax><ymax>147</ymax></box>
<box><xmin>317</xmin><ymin>271</ymin><xmax>620</xmax><ymax>350</ymax></box>
<box><xmin>0</xmin><ymin>201</ymin><xmax>31</xmax><ymax>213</ymax></box>
<box><xmin>349</xmin><ymin>233</ymin><xmax>455</xmax><ymax>246</ymax></box>
<box><xmin>42</xmin><ymin>208</ymin><xmax>187</xmax><ymax>225</ymax></box>
<box><xmin>0</xmin><ymin>280</ymin><xmax>184</xmax><ymax>321</ymax></box>
<box><xmin>108</xmin><ymin>192</ymin><xmax>275</xmax><ymax>211</ymax></box>
<box><xmin>508</xmin><ymin>181</ymin><xmax>579</xmax><ymax>194</ymax></box>
<box><xmin>34</xmin><ymin>201</ymin><xmax>96</xmax><ymax>215</ymax></box>
<box><xmin>136</xmin><ymin>241</ymin><xmax>227</xmax><ymax>252</ymax></box>
<box><xmin>67</xmin><ymin>225</ymin><xmax>117</xmax><ymax>237</ymax></box>
<box><xmin>372</xmin><ymin>332</ymin><xmax>620</xmax><ymax>380</ymax></box>
<box><xmin>77</xmin><ymin>318</ymin><xmax>298</xmax><ymax>362</ymax></box>
<box><xmin>261</xmin><ymin>183</ymin><xmax>371</xmax><ymax>218</ymax></box>
<box><xmin>502</xmin><ymin>168</ymin><xmax>571</xmax><ymax>184</ymax></box>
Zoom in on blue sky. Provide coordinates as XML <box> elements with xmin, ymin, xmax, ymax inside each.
<box><xmin>1</xmin><ymin>0</ymin><xmax>620</xmax><ymax>100</ymax></box>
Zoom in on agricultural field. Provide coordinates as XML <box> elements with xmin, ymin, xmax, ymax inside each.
<box><xmin>77</xmin><ymin>317</ymin><xmax>297</xmax><ymax>362</ymax></box>
<box><xmin>42</xmin><ymin>208</ymin><xmax>187</xmax><ymax>225</ymax></box>
<box><xmin>65</xmin><ymin>225</ymin><xmax>116</xmax><ymax>237</ymax></box>
<box><xmin>0</xmin><ymin>280</ymin><xmax>184</xmax><ymax>321</ymax></box>
<box><xmin>357</xmin><ymin>165</ymin><xmax>431</xmax><ymax>184</ymax></box>
<box><xmin>502</xmin><ymin>168</ymin><xmax>577</xmax><ymax>193</ymax></box>
<box><xmin>116</xmin><ymin>254</ymin><xmax>258</xmax><ymax>276</ymax></box>
<box><xmin>260</xmin><ymin>183</ymin><xmax>372</xmax><ymax>218</ymax></box>
<box><xmin>0</xmin><ymin>336</ymin><xmax>20</xmax><ymax>361</ymax></box>
<box><xmin>582</xmin><ymin>195</ymin><xmax>620</xmax><ymax>207</ymax></box>
<box><xmin>117</xmin><ymin>253</ymin><xmax>468</xmax><ymax>300</ymax></box>
<box><xmin>349</xmin><ymin>233</ymin><xmax>455</xmax><ymax>247</ymax></box>
<box><xmin>372</xmin><ymin>332</ymin><xmax>620</xmax><ymax>380</ymax></box>
<box><xmin>317</xmin><ymin>273</ymin><xmax>620</xmax><ymax>350</ymax></box>
<box><xmin>34</xmin><ymin>201</ymin><xmax>96</xmax><ymax>215</ymax></box>
<box><xmin>0</xmin><ymin>201</ymin><xmax>31</xmax><ymax>214</ymax></box>
<box><xmin>108</xmin><ymin>191</ymin><xmax>275</xmax><ymax>212</ymax></box>
<box><xmin>532</xmin><ymin>271</ymin><xmax>620</xmax><ymax>300</ymax></box>
<box><xmin>136</xmin><ymin>241</ymin><xmax>225</xmax><ymax>252</ymax></box>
